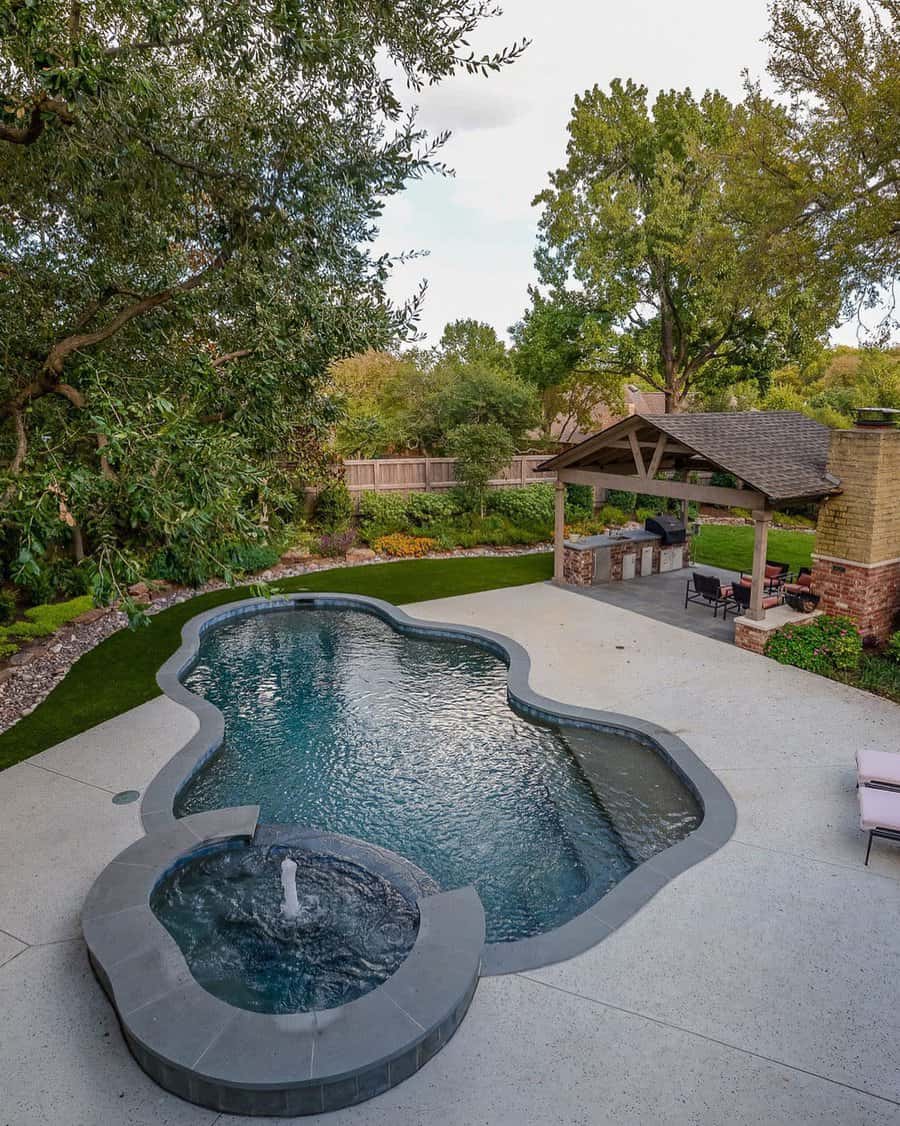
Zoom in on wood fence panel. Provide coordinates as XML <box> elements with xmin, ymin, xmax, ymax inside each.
<box><xmin>304</xmin><ymin>455</ymin><xmax>557</xmax><ymax>507</ymax></box>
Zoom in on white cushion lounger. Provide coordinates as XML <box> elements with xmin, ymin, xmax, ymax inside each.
<box><xmin>858</xmin><ymin>786</ymin><xmax>900</xmax><ymax>865</ymax></box>
<box><xmin>857</xmin><ymin>748</ymin><xmax>900</xmax><ymax>788</ymax></box>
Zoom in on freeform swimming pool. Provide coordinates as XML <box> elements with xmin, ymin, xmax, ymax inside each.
<box><xmin>174</xmin><ymin>605</ymin><xmax>700</xmax><ymax>943</ymax></box>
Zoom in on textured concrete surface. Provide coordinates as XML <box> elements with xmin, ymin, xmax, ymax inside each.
<box><xmin>1</xmin><ymin>582</ymin><xmax>899</xmax><ymax>1124</ymax></box>
<box><xmin>570</xmin><ymin>560</ymin><xmax>743</xmax><ymax>643</ymax></box>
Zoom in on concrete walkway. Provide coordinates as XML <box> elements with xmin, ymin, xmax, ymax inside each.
<box><xmin>1</xmin><ymin>581</ymin><xmax>899</xmax><ymax>1125</ymax></box>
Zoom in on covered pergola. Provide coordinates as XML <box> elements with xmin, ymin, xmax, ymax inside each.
<box><xmin>539</xmin><ymin>411</ymin><xmax>841</xmax><ymax>621</ymax></box>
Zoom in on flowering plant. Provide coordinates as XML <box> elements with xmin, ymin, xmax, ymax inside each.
<box><xmin>372</xmin><ymin>533</ymin><xmax>437</xmax><ymax>558</ymax></box>
<box><xmin>765</xmin><ymin>615</ymin><xmax>862</xmax><ymax>674</ymax></box>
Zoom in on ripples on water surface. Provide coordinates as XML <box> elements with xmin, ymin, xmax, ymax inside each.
<box><xmin>151</xmin><ymin>845</ymin><xmax>418</xmax><ymax>1013</ymax></box>
<box><xmin>177</xmin><ymin>608</ymin><xmax>700</xmax><ymax>942</ymax></box>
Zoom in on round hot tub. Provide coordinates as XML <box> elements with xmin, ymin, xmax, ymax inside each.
<box><xmin>83</xmin><ymin>810</ymin><xmax>484</xmax><ymax>1117</ymax></box>
<box><xmin>151</xmin><ymin>827</ymin><xmax>438</xmax><ymax>1015</ymax></box>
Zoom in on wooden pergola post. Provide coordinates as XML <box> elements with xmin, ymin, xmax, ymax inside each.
<box><xmin>553</xmin><ymin>478</ymin><xmax>566</xmax><ymax>582</ymax></box>
<box><xmin>747</xmin><ymin>510</ymin><xmax>773</xmax><ymax>620</ymax></box>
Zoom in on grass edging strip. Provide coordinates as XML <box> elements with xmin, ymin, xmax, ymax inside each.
<box><xmin>0</xmin><ymin>553</ymin><xmax>552</xmax><ymax>770</ymax></box>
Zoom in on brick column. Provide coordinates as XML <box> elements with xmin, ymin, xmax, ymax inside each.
<box><xmin>812</xmin><ymin>427</ymin><xmax>900</xmax><ymax>642</ymax></box>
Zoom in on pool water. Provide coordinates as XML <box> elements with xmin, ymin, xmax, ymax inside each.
<box><xmin>176</xmin><ymin>607</ymin><xmax>699</xmax><ymax>943</ymax></box>
<box><xmin>151</xmin><ymin>843</ymin><xmax>419</xmax><ymax>1014</ymax></box>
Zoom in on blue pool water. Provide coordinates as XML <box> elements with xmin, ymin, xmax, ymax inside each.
<box><xmin>151</xmin><ymin>844</ymin><xmax>420</xmax><ymax>1014</ymax></box>
<box><xmin>176</xmin><ymin>607</ymin><xmax>699</xmax><ymax>942</ymax></box>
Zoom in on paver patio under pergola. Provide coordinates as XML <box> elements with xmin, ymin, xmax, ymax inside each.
<box><xmin>539</xmin><ymin>410</ymin><xmax>841</xmax><ymax>620</ymax></box>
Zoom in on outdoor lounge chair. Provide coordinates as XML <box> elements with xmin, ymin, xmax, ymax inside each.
<box><xmin>783</xmin><ymin>567</ymin><xmax>813</xmax><ymax>595</ymax></box>
<box><xmin>739</xmin><ymin>560</ymin><xmax>790</xmax><ymax>593</ymax></box>
<box><xmin>685</xmin><ymin>572</ymin><xmax>735</xmax><ymax>619</ymax></box>
<box><xmin>782</xmin><ymin>568</ymin><xmax>820</xmax><ymax>611</ymax></box>
<box><xmin>858</xmin><ymin>785</ymin><xmax>900</xmax><ymax>865</ymax></box>
<box><xmin>857</xmin><ymin>749</ymin><xmax>900</xmax><ymax>789</ymax></box>
<box><xmin>729</xmin><ymin>581</ymin><xmax>781</xmax><ymax>615</ymax></box>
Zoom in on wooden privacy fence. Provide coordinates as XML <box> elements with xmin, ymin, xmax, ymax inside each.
<box><xmin>342</xmin><ymin>455</ymin><xmax>555</xmax><ymax>496</ymax></box>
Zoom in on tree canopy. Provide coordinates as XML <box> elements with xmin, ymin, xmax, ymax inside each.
<box><xmin>757</xmin><ymin>0</ymin><xmax>899</xmax><ymax>335</ymax></box>
<box><xmin>510</xmin><ymin>289</ymin><xmax>624</xmax><ymax>440</ymax></box>
<box><xmin>532</xmin><ymin>80</ymin><xmax>836</xmax><ymax>413</ymax></box>
<box><xmin>0</xmin><ymin>1</ymin><xmax>523</xmax><ymax>605</ymax></box>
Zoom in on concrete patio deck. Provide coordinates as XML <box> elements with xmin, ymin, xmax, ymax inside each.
<box><xmin>566</xmin><ymin>561</ymin><xmax>744</xmax><ymax>643</ymax></box>
<box><xmin>2</xmin><ymin>580</ymin><xmax>899</xmax><ymax>1125</ymax></box>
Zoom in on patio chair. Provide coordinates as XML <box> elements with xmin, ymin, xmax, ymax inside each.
<box><xmin>858</xmin><ymin>785</ymin><xmax>900</xmax><ymax>865</ymax></box>
<box><xmin>739</xmin><ymin>560</ymin><xmax>790</xmax><ymax>593</ymax></box>
<box><xmin>782</xmin><ymin>567</ymin><xmax>820</xmax><ymax>611</ymax></box>
<box><xmin>857</xmin><ymin>749</ymin><xmax>900</xmax><ymax>790</ymax></box>
<box><xmin>783</xmin><ymin>568</ymin><xmax>813</xmax><ymax>595</ymax></box>
<box><xmin>685</xmin><ymin>572</ymin><xmax>735</xmax><ymax>619</ymax></box>
<box><xmin>729</xmin><ymin>581</ymin><xmax>781</xmax><ymax>615</ymax></box>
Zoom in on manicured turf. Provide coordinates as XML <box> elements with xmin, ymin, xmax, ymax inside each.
<box><xmin>692</xmin><ymin>524</ymin><xmax>814</xmax><ymax>576</ymax></box>
<box><xmin>0</xmin><ymin>553</ymin><xmax>552</xmax><ymax>770</ymax></box>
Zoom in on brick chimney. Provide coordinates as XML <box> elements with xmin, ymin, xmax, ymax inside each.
<box><xmin>812</xmin><ymin>413</ymin><xmax>900</xmax><ymax>642</ymax></box>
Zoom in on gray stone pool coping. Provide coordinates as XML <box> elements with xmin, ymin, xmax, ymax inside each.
<box><xmin>141</xmin><ymin>592</ymin><xmax>737</xmax><ymax>976</ymax></box>
<box><xmin>83</xmin><ymin>810</ymin><xmax>484</xmax><ymax>1117</ymax></box>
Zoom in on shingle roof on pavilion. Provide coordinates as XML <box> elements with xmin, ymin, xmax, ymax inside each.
<box><xmin>539</xmin><ymin>411</ymin><xmax>840</xmax><ymax>504</ymax></box>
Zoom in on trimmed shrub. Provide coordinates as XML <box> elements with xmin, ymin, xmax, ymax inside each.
<box><xmin>224</xmin><ymin>543</ymin><xmax>281</xmax><ymax>574</ymax></box>
<box><xmin>315</xmin><ymin>479</ymin><xmax>353</xmax><ymax>530</ymax></box>
<box><xmin>356</xmin><ymin>491</ymin><xmax>407</xmax><ymax>530</ymax></box>
<box><xmin>488</xmin><ymin>483</ymin><xmax>554</xmax><ymax>525</ymax></box>
<box><xmin>406</xmin><ymin>491</ymin><xmax>462</xmax><ymax>527</ymax></box>
<box><xmin>606</xmin><ymin>490</ymin><xmax>636</xmax><ymax>512</ymax></box>
<box><xmin>636</xmin><ymin>493</ymin><xmax>667</xmax><ymax>512</ymax></box>
<box><xmin>372</xmin><ymin>533</ymin><xmax>437</xmax><ymax>557</ymax></box>
<box><xmin>765</xmin><ymin>615</ymin><xmax>862</xmax><ymax>675</ymax></box>
<box><xmin>597</xmin><ymin>504</ymin><xmax>630</xmax><ymax>527</ymax></box>
<box><xmin>565</xmin><ymin>483</ymin><xmax>594</xmax><ymax>520</ymax></box>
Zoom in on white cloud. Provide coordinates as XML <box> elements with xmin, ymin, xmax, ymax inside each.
<box><xmin>374</xmin><ymin>0</ymin><xmax>889</xmax><ymax>348</ymax></box>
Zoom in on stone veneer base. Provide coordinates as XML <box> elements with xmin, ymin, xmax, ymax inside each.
<box><xmin>83</xmin><ymin>811</ymin><xmax>484</xmax><ymax>1117</ymax></box>
<box><xmin>140</xmin><ymin>591</ymin><xmax>737</xmax><ymax>976</ymax></box>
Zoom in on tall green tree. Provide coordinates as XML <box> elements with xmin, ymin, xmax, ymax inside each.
<box><xmin>436</xmin><ymin>318</ymin><xmax>511</xmax><ymax>372</ymax></box>
<box><xmin>533</xmin><ymin>80</ymin><xmax>834</xmax><ymax>412</ymax></box>
<box><xmin>757</xmin><ymin>0</ymin><xmax>899</xmax><ymax>335</ymax></box>
<box><xmin>0</xmin><ymin>1</ymin><xmax>523</xmax><ymax>603</ymax></box>
<box><xmin>510</xmin><ymin>289</ymin><xmax>624</xmax><ymax>439</ymax></box>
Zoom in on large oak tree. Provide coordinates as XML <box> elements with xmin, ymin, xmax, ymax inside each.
<box><xmin>532</xmin><ymin>81</ymin><xmax>836</xmax><ymax>412</ymax></box>
<box><xmin>0</xmin><ymin>1</ymin><xmax>523</xmax><ymax>603</ymax></box>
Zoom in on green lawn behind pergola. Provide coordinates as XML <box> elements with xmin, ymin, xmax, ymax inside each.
<box><xmin>692</xmin><ymin>524</ymin><xmax>814</xmax><ymax>576</ymax></box>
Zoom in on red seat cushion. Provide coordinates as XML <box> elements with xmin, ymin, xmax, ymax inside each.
<box><xmin>764</xmin><ymin>565</ymin><xmax>783</xmax><ymax>579</ymax></box>
<box><xmin>720</xmin><ymin>585</ymin><xmax>733</xmax><ymax>597</ymax></box>
<box><xmin>762</xmin><ymin>595</ymin><xmax>780</xmax><ymax>609</ymax></box>
<box><xmin>798</xmin><ymin>572</ymin><xmax>812</xmax><ymax>587</ymax></box>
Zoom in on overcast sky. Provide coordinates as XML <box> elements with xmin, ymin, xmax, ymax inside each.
<box><xmin>373</xmin><ymin>0</ymin><xmax>871</xmax><ymax>349</ymax></box>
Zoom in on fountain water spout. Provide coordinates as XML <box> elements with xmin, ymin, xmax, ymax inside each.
<box><xmin>281</xmin><ymin>857</ymin><xmax>300</xmax><ymax>919</ymax></box>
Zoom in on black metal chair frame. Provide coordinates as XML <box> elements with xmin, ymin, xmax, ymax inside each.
<box><xmin>685</xmin><ymin>574</ymin><xmax>737</xmax><ymax>620</ymax></box>
<box><xmin>739</xmin><ymin>560</ymin><xmax>791</xmax><ymax>594</ymax></box>
<box><xmin>865</xmin><ymin>826</ymin><xmax>900</xmax><ymax>866</ymax></box>
<box><xmin>729</xmin><ymin>580</ymin><xmax>784</xmax><ymax>616</ymax></box>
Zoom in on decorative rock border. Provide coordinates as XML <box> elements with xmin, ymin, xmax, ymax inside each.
<box><xmin>83</xmin><ymin>808</ymin><xmax>485</xmax><ymax>1117</ymax></box>
<box><xmin>141</xmin><ymin>591</ymin><xmax>737</xmax><ymax>975</ymax></box>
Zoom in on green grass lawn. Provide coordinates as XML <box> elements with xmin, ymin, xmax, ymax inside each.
<box><xmin>692</xmin><ymin>524</ymin><xmax>814</xmax><ymax>576</ymax></box>
<box><xmin>0</xmin><ymin>553</ymin><xmax>552</xmax><ymax>770</ymax></box>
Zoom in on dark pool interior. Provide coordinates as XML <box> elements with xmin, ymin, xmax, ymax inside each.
<box><xmin>151</xmin><ymin>842</ymin><xmax>420</xmax><ymax>1014</ymax></box>
<box><xmin>175</xmin><ymin>607</ymin><xmax>701</xmax><ymax>943</ymax></box>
